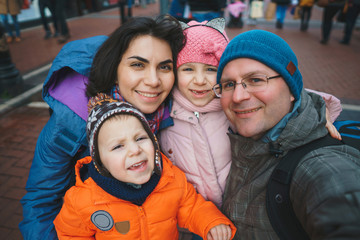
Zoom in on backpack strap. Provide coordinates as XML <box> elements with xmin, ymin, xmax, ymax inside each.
<box><xmin>338</xmin><ymin>123</ymin><xmax>360</xmax><ymax>136</ymax></box>
<box><xmin>266</xmin><ymin>135</ymin><xmax>343</xmax><ymax>240</ymax></box>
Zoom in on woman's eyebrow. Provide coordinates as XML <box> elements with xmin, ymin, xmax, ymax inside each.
<box><xmin>127</xmin><ymin>57</ymin><xmax>173</xmax><ymax>65</ymax></box>
<box><xmin>128</xmin><ymin>56</ymin><xmax>149</xmax><ymax>63</ymax></box>
<box><xmin>159</xmin><ymin>59</ymin><xmax>173</xmax><ymax>65</ymax></box>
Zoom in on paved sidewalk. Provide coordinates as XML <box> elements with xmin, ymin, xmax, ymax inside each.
<box><xmin>0</xmin><ymin>2</ymin><xmax>359</xmax><ymax>240</ymax></box>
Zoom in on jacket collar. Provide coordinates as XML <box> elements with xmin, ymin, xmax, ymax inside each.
<box><xmin>75</xmin><ymin>155</ymin><xmax>176</xmax><ymax>205</ymax></box>
<box><xmin>228</xmin><ymin>90</ymin><xmax>329</xmax><ymax>163</ymax></box>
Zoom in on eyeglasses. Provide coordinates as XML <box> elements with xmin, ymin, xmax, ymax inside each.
<box><xmin>212</xmin><ymin>74</ymin><xmax>282</xmax><ymax>98</ymax></box>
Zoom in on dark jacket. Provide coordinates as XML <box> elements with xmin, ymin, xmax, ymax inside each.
<box><xmin>222</xmin><ymin>90</ymin><xmax>360</xmax><ymax>239</ymax></box>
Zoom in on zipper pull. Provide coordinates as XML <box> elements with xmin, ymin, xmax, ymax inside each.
<box><xmin>194</xmin><ymin>111</ymin><xmax>200</xmax><ymax>119</ymax></box>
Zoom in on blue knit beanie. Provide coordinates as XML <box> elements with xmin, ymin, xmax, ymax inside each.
<box><xmin>217</xmin><ymin>30</ymin><xmax>303</xmax><ymax>100</ymax></box>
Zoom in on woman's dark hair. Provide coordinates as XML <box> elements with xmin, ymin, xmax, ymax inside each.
<box><xmin>86</xmin><ymin>15</ymin><xmax>186</xmax><ymax>97</ymax></box>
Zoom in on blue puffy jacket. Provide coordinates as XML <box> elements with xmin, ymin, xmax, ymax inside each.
<box><xmin>19</xmin><ymin>36</ymin><xmax>108</xmax><ymax>240</ymax></box>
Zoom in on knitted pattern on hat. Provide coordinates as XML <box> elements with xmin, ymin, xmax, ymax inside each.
<box><xmin>216</xmin><ymin>30</ymin><xmax>303</xmax><ymax>100</ymax></box>
<box><xmin>86</xmin><ymin>93</ymin><xmax>162</xmax><ymax>178</ymax></box>
<box><xmin>177</xmin><ymin>18</ymin><xmax>229</xmax><ymax>68</ymax></box>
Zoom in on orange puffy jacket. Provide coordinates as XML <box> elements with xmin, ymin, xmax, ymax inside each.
<box><xmin>54</xmin><ymin>154</ymin><xmax>236</xmax><ymax>239</ymax></box>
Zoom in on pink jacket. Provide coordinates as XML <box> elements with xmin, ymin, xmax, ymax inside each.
<box><xmin>160</xmin><ymin>88</ymin><xmax>231</xmax><ymax>207</ymax></box>
<box><xmin>160</xmin><ymin>88</ymin><xmax>342</xmax><ymax>208</ymax></box>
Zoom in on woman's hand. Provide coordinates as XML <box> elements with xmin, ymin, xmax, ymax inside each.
<box><xmin>207</xmin><ymin>224</ymin><xmax>232</xmax><ymax>240</ymax></box>
<box><xmin>325</xmin><ymin>108</ymin><xmax>342</xmax><ymax>140</ymax></box>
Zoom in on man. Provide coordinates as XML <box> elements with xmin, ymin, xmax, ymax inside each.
<box><xmin>213</xmin><ymin>30</ymin><xmax>360</xmax><ymax>239</ymax></box>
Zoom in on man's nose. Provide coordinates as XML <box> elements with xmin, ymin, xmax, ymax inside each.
<box><xmin>232</xmin><ymin>82</ymin><xmax>251</xmax><ymax>103</ymax></box>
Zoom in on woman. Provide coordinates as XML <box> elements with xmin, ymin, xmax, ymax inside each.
<box><xmin>19</xmin><ymin>16</ymin><xmax>185</xmax><ymax>240</ymax></box>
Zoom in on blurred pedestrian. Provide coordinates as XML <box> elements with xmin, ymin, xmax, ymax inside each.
<box><xmin>227</xmin><ymin>0</ymin><xmax>245</xmax><ymax>28</ymax></box>
<box><xmin>272</xmin><ymin>0</ymin><xmax>291</xmax><ymax>29</ymax></box>
<box><xmin>36</xmin><ymin>0</ymin><xmax>59</xmax><ymax>39</ymax></box>
<box><xmin>187</xmin><ymin>0</ymin><xmax>226</xmax><ymax>22</ymax></box>
<box><xmin>320</xmin><ymin>0</ymin><xmax>346</xmax><ymax>44</ymax></box>
<box><xmin>299</xmin><ymin>0</ymin><xmax>315</xmax><ymax>31</ymax></box>
<box><xmin>118</xmin><ymin>0</ymin><xmax>132</xmax><ymax>24</ymax></box>
<box><xmin>127</xmin><ymin>0</ymin><xmax>132</xmax><ymax>18</ymax></box>
<box><xmin>55</xmin><ymin>0</ymin><xmax>70</xmax><ymax>44</ymax></box>
<box><xmin>0</xmin><ymin>0</ymin><xmax>22</xmax><ymax>43</ymax></box>
<box><xmin>118</xmin><ymin>0</ymin><xmax>127</xmax><ymax>24</ymax></box>
<box><xmin>248</xmin><ymin>0</ymin><xmax>260</xmax><ymax>26</ymax></box>
<box><xmin>340</xmin><ymin>0</ymin><xmax>360</xmax><ymax>45</ymax></box>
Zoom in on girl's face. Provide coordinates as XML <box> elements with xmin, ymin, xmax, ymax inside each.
<box><xmin>98</xmin><ymin>115</ymin><xmax>155</xmax><ymax>185</ymax></box>
<box><xmin>177</xmin><ymin>62</ymin><xmax>218</xmax><ymax>107</ymax></box>
<box><xmin>117</xmin><ymin>35</ymin><xmax>175</xmax><ymax>114</ymax></box>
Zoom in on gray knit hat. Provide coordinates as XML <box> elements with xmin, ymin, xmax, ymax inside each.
<box><xmin>217</xmin><ymin>30</ymin><xmax>303</xmax><ymax>100</ymax></box>
<box><xmin>86</xmin><ymin>94</ymin><xmax>162</xmax><ymax>177</ymax></box>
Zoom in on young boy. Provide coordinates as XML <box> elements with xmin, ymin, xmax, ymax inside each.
<box><xmin>54</xmin><ymin>94</ymin><xmax>236</xmax><ymax>240</ymax></box>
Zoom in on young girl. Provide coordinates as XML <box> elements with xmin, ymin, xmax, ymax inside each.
<box><xmin>54</xmin><ymin>95</ymin><xmax>236</xmax><ymax>240</ymax></box>
<box><xmin>160</xmin><ymin>18</ymin><xmax>342</xmax><ymax>210</ymax></box>
<box><xmin>160</xmin><ymin>18</ymin><xmax>231</xmax><ymax>208</ymax></box>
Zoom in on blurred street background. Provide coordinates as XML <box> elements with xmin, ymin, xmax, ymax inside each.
<box><xmin>0</xmin><ymin>0</ymin><xmax>359</xmax><ymax>239</ymax></box>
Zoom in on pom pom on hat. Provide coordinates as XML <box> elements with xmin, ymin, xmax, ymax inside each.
<box><xmin>217</xmin><ymin>30</ymin><xmax>303</xmax><ymax>100</ymax></box>
<box><xmin>86</xmin><ymin>94</ymin><xmax>162</xmax><ymax>178</ymax></box>
<box><xmin>177</xmin><ymin>18</ymin><xmax>229</xmax><ymax>68</ymax></box>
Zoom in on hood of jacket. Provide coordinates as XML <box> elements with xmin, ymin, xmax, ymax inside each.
<box><xmin>43</xmin><ymin>35</ymin><xmax>108</xmax><ymax>121</ymax></box>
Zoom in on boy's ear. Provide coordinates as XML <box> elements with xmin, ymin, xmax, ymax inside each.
<box><xmin>206</xmin><ymin>18</ymin><xmax>226</xmax><ymax>33</ymax></box>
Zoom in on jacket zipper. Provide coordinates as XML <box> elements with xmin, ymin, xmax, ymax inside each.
<box><xmin>138</xmin><ymin>206</ymin><xmax>149</xmax><ymax>239</ymax></box>
<box><xmin>194</xmin><ymin>111</ymin><xmax>200</xmax><ymax>119</ymax></box>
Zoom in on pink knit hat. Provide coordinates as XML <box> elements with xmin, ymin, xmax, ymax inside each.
<box><xmin>177</xmin><ymin>18</ymin><xmax>229</xmax><ymax>68</ymax></box>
